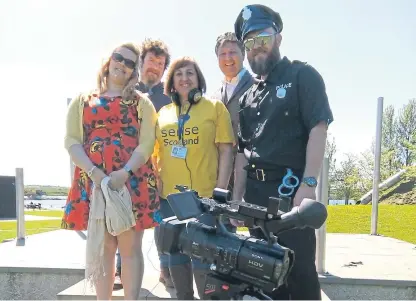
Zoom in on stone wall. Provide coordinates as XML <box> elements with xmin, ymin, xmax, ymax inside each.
<box><xmin>0</xmin><ymin>271</ymin><xmax>83</xmax><ymax>300</ymax></box>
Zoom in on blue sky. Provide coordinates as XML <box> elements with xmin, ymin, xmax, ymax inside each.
<box><xmin>0</xmin><ymin>0</ymin><xmax>415</xmax><ymax>186</ymax></box>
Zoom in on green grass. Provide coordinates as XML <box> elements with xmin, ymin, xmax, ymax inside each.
<box><xmin>3</xmin><ymin>205</ymin><xmax>416</xmax><ymax>245</ymax></box>
<box><xmin>25</xmin><ymin>210</ymin><xmax>63</xmax><ymax>218</ymax></box>
<box><xmin>325</xmin><ymin>204</ymin><xmax>416</xmax><ymax>244</ymax></box>
<box><xmin>240</xmin><ymin>204</ymin><xmax>416</xmax><ymax>244</ymax></box>
<box><xmin>0</xmin><ymin>220</ymin><xmax>61</xmax><ymax>243</ymax></box>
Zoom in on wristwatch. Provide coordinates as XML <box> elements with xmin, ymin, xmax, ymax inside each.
<box><xmin>302</xmin><ymin>177</ymin><xmax>318</xmax><ymax>187</ymax></box>
<box><xmin>123</xmin><ymin>164</ymin><xmax>134</xmax><ymax>177</ymax></box>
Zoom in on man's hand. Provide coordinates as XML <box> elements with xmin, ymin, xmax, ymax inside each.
<box><xmin>293</xmin><ymin>184</ymin><xmax>316</xmax><ymax>207</ymax></box>
<box><xmin>229</xmin><ymin>218</ymin><xmax>245</xmax><ymax>227</ymax></box>
<box><xmin>109</xmin><ymin>169</ymin><xmax>129</xmax><ymax>190</ymax></box>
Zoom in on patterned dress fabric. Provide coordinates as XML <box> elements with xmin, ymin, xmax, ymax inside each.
<box><xmin>61</xmin><ymin>95</ymin><xmax>160</xmax><ymax>231</ymax></box>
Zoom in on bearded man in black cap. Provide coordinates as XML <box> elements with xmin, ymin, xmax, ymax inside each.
<box><xmin>231</xmin><ymin>4</ymin><xmax>334</xmax><ymax>300</ymax></box>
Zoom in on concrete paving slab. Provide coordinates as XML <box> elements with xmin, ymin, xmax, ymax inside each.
<box><xmin>319</xmin><ymin>233</ymin><xmax>416</xmax><ymax>286</ymax></box>
<box><xmin>57</xmin><ymin>278</ymin><xmax>330</xmax><ymax>300</ymax></box>
<box><xmin>57</xmin><ymin>276</ymin><xmax>177</xmax><ymax>300</ymax></box>
<box><xmin>0</xmin><ymin>229</ymin><xmax>85</xmax><ymax>273</ymax></box>
<box><xmin>1</xmin><ymin>228</ymin><xmax>415</xmax><ymax>299</ymax></box>
<box><xmin>1</xmin><ymin>229</ymin><xmax>327</xmax><ymax>299</ymax></box>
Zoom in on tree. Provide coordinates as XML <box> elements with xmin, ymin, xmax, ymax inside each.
<box><xmin>356</xmin><ymin>149</ymin><xmax>375</xmax><ymax>192</ymax></box>
<box><xmin>381</xmin><ymin>105</ymin><xmax>401</xmax><ymax>175</ymax></box>
<box><xmin>402</xmin><ymin>130</ymin><xmax>416</xmax><ymax>153</ymax></box>
<box><xmin>333</xmin><ymin>153</ymin><xmax>361</xmax><ymax>204</ymax></box>
<box><xmin>396</xmin><ymin>99</ymin><xmax>416</xmax><ymax>166</ymax></box>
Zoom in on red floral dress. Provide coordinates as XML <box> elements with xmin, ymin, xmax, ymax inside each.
<box><xmin>61</xmin><ymin>94</ymin><xmax>160</xmax><ymax>231</ymax></box>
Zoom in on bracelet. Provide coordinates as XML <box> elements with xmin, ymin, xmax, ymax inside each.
<box><xmin>87</xmin><ymin>166</ymin><xmax>97</xmax><ymax>177</ymax></box>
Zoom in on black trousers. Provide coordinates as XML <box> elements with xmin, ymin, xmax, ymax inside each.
<box><xmin>244</xmin><ymin>172</ymin><xmax>321</xmax><ymax>301</ymax></box>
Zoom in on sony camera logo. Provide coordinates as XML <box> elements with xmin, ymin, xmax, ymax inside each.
<box><xmin>248</xmin><ymin>260</ymin><xmax>264</xmax><ymax>268</ymax></box>
<box><xmin>205</xmin><ymin>284</ymin><xmax>215</xmax><ymax>290</ymax></box>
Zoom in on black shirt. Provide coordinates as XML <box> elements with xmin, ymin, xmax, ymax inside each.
<box><xmin>136</xmin><ymin>81</ymin><xmax>171</xmax><ymax>113</ymax></box>
<box><xmin>238</xmin><ymin>56</ymin><xmax>334</xmax><ymax>171</ymax></box>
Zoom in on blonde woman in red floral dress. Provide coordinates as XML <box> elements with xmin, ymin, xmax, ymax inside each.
<box><xmin>62</xmin><ymin>42</ymin><xmax>160</xmax><ymax>300</ymax></box>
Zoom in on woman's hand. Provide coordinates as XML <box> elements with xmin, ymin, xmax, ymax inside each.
<box><xmin>124</xmin><ymin>86</ymin><xmax>143</xmax><ymax>101</ymax></box>
<box><xmin>90</xmin><ymin>168</ymin><xmax>107</xmax><ymax>187</ymax></box>
<box><xmin>109</xmin><ymin>169</ymin><xmax>129</xmax><ymax>190</ymax></box>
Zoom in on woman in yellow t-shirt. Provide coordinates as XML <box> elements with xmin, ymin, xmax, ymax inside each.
<box><xmin>153</xmin><ymin>56</ymin><xmax>235</xmax><ymax>299</ymax></box>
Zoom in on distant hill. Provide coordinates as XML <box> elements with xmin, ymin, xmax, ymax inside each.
<box><xmin>379</xmin><ymin>167</ymin><xmax>416</xmax><ymax>205</ymax></box>
<box><xmin>24</xmin><ymin>185</ymin><xmax>69</xmax><ymax>196</ymax></box>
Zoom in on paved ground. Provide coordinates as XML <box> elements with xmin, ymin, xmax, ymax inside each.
<box><xmin>0</xmin><ymin>228</ymin><xmax>415</xmax><ymax>299</ymax></box>
<box><xmin>1</xmin><ymin>229</ymin><xmax>415</xmax><ymax>281</ymax></box>
<box><xmin>324</xmin><ymin>233</ymin><xmax>416</xmax><ymax>282</ymax></box>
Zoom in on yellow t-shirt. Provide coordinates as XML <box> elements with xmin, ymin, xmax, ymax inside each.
<box><xmin>153</xmin><ymin>97</ymin><xmax>235</xmax><ymax>199</ymax></box>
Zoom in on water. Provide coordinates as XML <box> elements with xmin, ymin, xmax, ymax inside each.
<box><xmin>24</xmin><ymin>196</ymin><xmax>67</xmax><ymax>210</ymax></box>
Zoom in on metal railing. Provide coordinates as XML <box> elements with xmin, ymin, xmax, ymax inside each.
<box><xmin>371</xmin><ymin>97</ymin><xmax>383</xmax><ymax>235</ymax></box>
<box><xmin>15</xmin><ymin>167</ymin><xmax>25</xmax><ymax>245</ymax></box>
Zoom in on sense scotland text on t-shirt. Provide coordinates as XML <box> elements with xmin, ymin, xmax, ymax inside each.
<box><xmin>161</xmin><ymin>126</ymin><xmax>200</xmax><ymax>146</ymax></box>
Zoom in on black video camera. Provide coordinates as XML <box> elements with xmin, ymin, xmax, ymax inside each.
<box><xmin>157</xmin><ymin>185</ymin><xmax>327</xmax><ymax>300</ymax></box>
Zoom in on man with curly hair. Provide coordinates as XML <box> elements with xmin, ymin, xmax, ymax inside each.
<box><xmin>137</xmin><ymin>38</ymin><xmax>172</xmax><ymax>111</ymax></box>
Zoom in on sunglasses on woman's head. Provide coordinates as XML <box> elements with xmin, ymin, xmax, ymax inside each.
<box><xmin>111</xmin><ymin>53</ymin><xmax>136</xmax><ymax>69</ymax></box>
<box><xmin>243</xmin><ymin>32</ymin><xmax>276</xmax><ymax>51</ymax></box>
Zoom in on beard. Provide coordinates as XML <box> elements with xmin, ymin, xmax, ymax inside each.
<box><xmin>145</xmin><ymin>77</ymin><xmax>156</xmax><ymax>87</ymax></box>
<box><xmin>143</xmin><ymin>69</ymin><xmax>160</xmax><ymax>86</ymax></box>
<box><xmin>248</xmin><ymin>47</ymin><xmax>280</xmax><ymax>76</ymax></box>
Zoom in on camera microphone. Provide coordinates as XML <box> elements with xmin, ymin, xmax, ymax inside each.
<box><xmin>266</xmin><ymin>198</ymin><xmax>327</xmax><ymax>234</ymax></box>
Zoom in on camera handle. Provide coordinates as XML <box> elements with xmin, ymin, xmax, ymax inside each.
<box><xmin>214</xmin><ymin>214</ymin><xmax>279</xmax><ymax>248</ymax></box>
<box><xmin>232</xmin><ymin>195</ymin><xmax>292</xmax><ymax>246</ymax></box>
<box><xmin>251</xmin><ymin>219</ymin><xmax>279</xmax><ymax>246</ymax></box>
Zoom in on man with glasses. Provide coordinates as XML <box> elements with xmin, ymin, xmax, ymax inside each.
<box><xmin>114</xmin><ymin>38</ymin><xmax>174</xmax><ymax>290</ymax></box>
<box><xmin>232</xmin><ymin>4</ymin><xmax>333</xmax><ymax>300</ymax></box>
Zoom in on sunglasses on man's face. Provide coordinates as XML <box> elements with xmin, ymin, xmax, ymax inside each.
<box><xmin>111</xmin><ymin>52</ymin><xmax>136</xmax><ymax>69</ymax></box>
<box><xmin>243</xmin><ymin>32</ymin><xmax>276</xmax><ymax>51</ymax></box>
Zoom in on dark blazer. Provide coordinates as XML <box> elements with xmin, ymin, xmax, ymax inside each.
<box><xmin>211</xmin><ymin>69</ymin><xmax>255</xmax><ymax>149</ymax></box>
